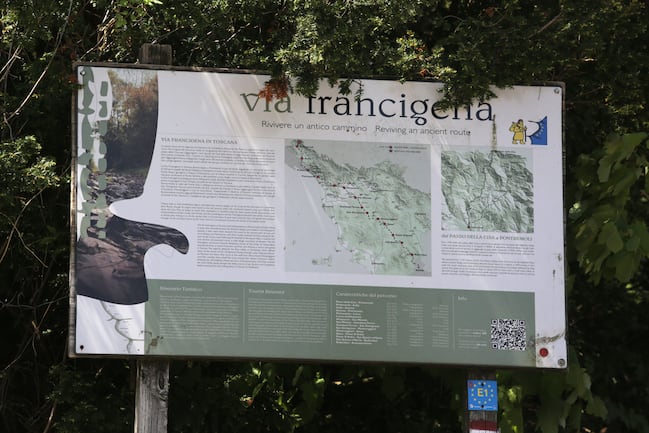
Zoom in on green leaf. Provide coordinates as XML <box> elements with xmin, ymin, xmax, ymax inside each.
<box><xmin>598</xmin><ymin>133</ymin><xmax>646</xmax><ymax>182</ymax></box>
<box><xmin>566</xmin><ymin>366</ymin><xmax>590</xmax><ymax>396</ymax></box>
<box><xmin>598</xmin><ymin>222</ymin><xmax>624</xmax><ymax>253</ymax></box>
<box><xmin>586</xmin><ymin>396</ymin><xmax>608</xmax><ymax>418</ymax></box>
<box><xmin>499</xmin><ymin>390</ymin><xmax>524</xmax><ymax>433</ymax></box>
<box><xmin>537</xmin><ymin>402</ymin><xmax>562</xmax><ymax>433</ymax></box>
<box><xmin>597</xmin><ymin>157</ymin><xmax>614</xmax><ymax>182</ymax></box>
<box><xmin>626</xmin><ymin>235</ymin><xmax>640</xmax><ymax>252</ymax></box>
<box><xmin>611</xmin><ymin>168</ymin><xmax>641</xmax><ymax>197</ymax></box>
<box><xmin>292</xmin><ymin>365</ymin><xmax>304</xmax><ymax>386</ymax></box>
<box><xmin>622</xmin><ymin>132</ymin><xmax>648</xmax><ymax>152</ymax></box>
<box><xmin>565</xmin><ymin>402</ymin><xmax>584</xmax><ymax>432</ymax></box>
<box><xmin>537</xmin><ymin>373</ymin><xmax>566</xmax><ymax>433</ymax></box>
<box><xmin>590</xmin><ymin>204</ymin><xmax>618</xmax><ymax>224</ymax></box>
<box><xmin>251</xmin><ymin>379</ymin><xmax>266</xmax><ymax>398</ymax></box>
<box><xmin>630</xmin><ymin>221</ymin><xmax>649</xmax><ymax>253</ymax></box>
<box><xmin>611</xmin><ymin>252</ymin><xmax>638</xmax><ymax>282</ymax></box>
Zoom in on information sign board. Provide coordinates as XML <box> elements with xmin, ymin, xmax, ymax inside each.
<box><xmin>71</xmin><ymin>64</ymin><xmax>566</xmax><ymax>368</ymax></box>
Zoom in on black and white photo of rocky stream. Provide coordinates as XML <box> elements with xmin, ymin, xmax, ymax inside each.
<box><xmin>76</xmin><ymin>69</ymin><xmax>188</xmax><ymax>305</ymax></box>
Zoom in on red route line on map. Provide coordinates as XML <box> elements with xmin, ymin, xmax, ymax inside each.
<box><xmin>294</xmin><ymin>141</ymin><xmax>421</xmax><ymax>270</ymax></box>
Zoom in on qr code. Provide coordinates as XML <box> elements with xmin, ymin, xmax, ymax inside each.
<box><xmin>490</xmin><ymin>319</ymin><xmax>527</xmax><ymax>351</ymax></box>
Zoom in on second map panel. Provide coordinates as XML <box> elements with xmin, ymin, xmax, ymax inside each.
<box><xmin>441</xmin><ymin>148</ymin><xmax>534</xmax><ymax>233</ymax></box>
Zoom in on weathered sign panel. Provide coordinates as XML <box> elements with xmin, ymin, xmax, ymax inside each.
<box><xmin>71</xmin><ymin>64</ymin><xmax>566</xmax><ymax>368</ymax></box>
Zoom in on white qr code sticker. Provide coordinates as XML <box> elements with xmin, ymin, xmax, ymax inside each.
<box><xmin>490</xmin><ymin>319</ymin><xmax>527</xmax><ymax>351</ymax></box>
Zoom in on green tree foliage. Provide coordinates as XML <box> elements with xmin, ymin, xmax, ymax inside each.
<box><xmin>1</xmin><ymin>1</ymin><xmax>648</xmax><ymax>432</ymax></box>
<box><xmin>570</xmin><ymin>133</ymin><xmax>649</xmax><ymax>283</ymax></box>
<box><xmin>0</xmin><ymin>136</ymin><xmax>64</xmax><ymax>433</ymax></box>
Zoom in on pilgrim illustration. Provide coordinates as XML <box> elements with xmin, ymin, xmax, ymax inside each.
<box><xmin>509</xmin><ymin>116</ymin><xmax>548</xmax><ymax>145</ymax></box>
<box><xmin>75</xmin><ymin>66</ymin><xmax>189</xmax><ymax>305</ymax></box>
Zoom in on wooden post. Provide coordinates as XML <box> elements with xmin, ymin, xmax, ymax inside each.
<box><xmin>135</xmin><ymin>360</ymin><xmax>170</xmax><ymax>433</ymax></box>
<box><xmin>466</xmin><ymin>370</ymin><xmax>498</xmax><ymax>433</ymax></box>
<box><xmin>138</xmin><ymin>43</ymin><xmax>173</xmax><ymax>66</ymax></box>
<box><xmin>135</xmin><ymin>43</ymin><xmax>173</xmax><ymax>433</ymax></box>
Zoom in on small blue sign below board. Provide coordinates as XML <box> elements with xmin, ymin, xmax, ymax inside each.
<box><xmin>467</xmin><ymin>380</ymin><xmax>498</xmax><ymax>411</ymax></box>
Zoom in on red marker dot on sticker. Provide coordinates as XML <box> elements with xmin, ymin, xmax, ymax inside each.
<box><xmin>539</xmin><ymin>347</ymin><xmax>549</xmax><ymax>357</ymax></box>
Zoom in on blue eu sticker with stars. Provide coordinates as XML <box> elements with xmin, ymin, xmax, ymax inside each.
<box><xmin>467</xmin><ymin>380</ymin><xmax>498</xmax><ymax>411</ymax></box>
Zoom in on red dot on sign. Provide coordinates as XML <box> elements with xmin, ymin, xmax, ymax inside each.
<box><xmin>539</xmin><ymin>348</ymin><xmax>549</xmax><ymax>357</ymax></box>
